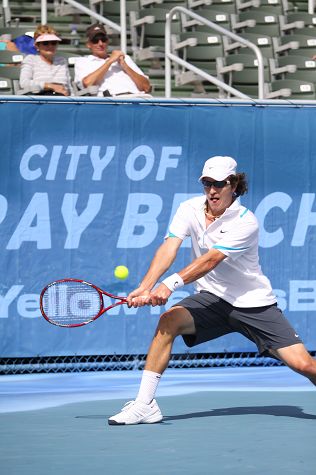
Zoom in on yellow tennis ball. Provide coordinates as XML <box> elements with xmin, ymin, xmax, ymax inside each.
<box><xmin>114</xmin><ymin>265</ymin><xmax>129</xmax><ymax>280</ymax></box>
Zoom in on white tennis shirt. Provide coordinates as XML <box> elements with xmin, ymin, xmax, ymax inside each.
<box><xmin>168</xmin><ymin>196</ymin><xmax>276</xmax><ymax>308</ymax></box>
<box><xmin>74</xmin><ymin>54</ymin><xmax>148</xmax><ymax>96</ymax></box>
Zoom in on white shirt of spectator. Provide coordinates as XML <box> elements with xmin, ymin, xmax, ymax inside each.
<box><xmin>74</xmin><ymin>54</ymin><xmax>148</xmax><ymax>96</ymax></box>
<box><xmin>167</xmin><ymin>196</ymin><xmax>277</xmax><ymax>308</ymax></box>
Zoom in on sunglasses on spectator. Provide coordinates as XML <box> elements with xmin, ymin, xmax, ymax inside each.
<box><xmin>201</xmin><ymin>179</ymin><xmax>231</xmax><ymax>189</ymax></box>
<box><xmin>40</xmin><ymin>41</ymin><xmax>58</xmax><ymax>46</ymax></box>
<box><xmin>91</xmin><ymin>35</ymin><xmax>108</xmax><ymax>44</ymax></box>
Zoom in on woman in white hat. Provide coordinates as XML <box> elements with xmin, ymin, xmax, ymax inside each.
<box><xmin>19</xmin><ymin>24</ymin><xmax>72</xmax><ymax>96</ymax></box>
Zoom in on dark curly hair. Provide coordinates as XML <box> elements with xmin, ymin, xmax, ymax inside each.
<box><xmin>229</xmin><ymin>173</ymin><xmax>248</xmax><ymax>197</ymax></box>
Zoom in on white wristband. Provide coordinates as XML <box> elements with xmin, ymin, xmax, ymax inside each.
<box><xmin>162</xmin><ymin>273</ymin><xmax>184</xmax><ymax>292</ymax></box>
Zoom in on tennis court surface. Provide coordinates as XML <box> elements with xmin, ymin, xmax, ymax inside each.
<box><xmin>1</xmin><ymin>366</ymin><xmax>315</xmax><ymax>475</ymax></box>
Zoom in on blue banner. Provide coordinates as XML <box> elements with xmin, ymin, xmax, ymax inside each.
<box><xmin>0</xmin><ymin>98</ymin><xmax>315</xmax><ymax>357</ymax></box>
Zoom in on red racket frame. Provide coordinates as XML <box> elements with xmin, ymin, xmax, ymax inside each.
<box><xmin>40</xmin><ymin>278</ymin><xmax>128</xmax><ymax>328</ymax></box>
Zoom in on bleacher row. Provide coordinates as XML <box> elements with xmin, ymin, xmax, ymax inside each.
<box><xmin>0</xmin><ymin>0</ymin><xmax>316</xmax><ymax>99</ymax></box>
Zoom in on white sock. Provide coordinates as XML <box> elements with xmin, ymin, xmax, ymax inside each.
<box><xmin>136</xmin><ymin>370</ymin><xmax>161</xmax><ymax>405</ymax></box>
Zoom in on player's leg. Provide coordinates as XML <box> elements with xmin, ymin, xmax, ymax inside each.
<box><xmin>230</xmin><ymin>304</ymin><xmax>316</xmax><ymax>387</ymax></box>
<box><xmin>108</xmin><ymin>306</ymin><xmax>195</xmax><ymax>425</ymax></box>
<box><xmin>269</xmin><ymin>343</ymin><xmax>316</xmax><ymax>386</ymax></box>
<box><xmin>144</xmin><ymin>306</ymin><xmax>196</xmax><ymax>374</ymax></box>
<box><xmin>108</xmin><ymin>293</ymin><xmax>232</xmax><ymax>425</ymax></box>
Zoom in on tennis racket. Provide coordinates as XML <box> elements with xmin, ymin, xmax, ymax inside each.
<box><xmin>40</xmin><ymin>279</ymin><xmax>127</xmax><ymax>328</ymax></box>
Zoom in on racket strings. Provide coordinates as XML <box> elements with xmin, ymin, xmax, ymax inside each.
<box><xmin>42</xmin><ymin>282</ymin><xmax>102</xmax><ymax>325</ymax></box>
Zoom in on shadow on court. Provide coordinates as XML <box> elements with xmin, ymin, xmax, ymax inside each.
<box><xmin>164</xmin><ymin>405</ymin><xmax>316</xmax><ymax>421</ymax></box>
<box><xmin>76</xmin><ymin>404</ymin><xmax>316</xmax><ymax>421</ymax></box>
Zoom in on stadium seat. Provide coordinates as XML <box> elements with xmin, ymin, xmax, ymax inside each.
<box><xmin>0</xmin><ymin>65</ymin><xmax>20</xmax><ymax>93</ymax></box>
<box><xmin>171</xmin><ymin>31</ymin><xmax>226</xmax><ymax>96</ymax></box>
<box><xmin>188</xmin><ymin>9</ymin><xmax>233</xmax><ymax>32</ymax></box>
<box><xmin>291</xmin><ymin>0</ymin><xmax>309</xmax><ymax>11</ymax></box>
<box><xmin>89</xmin><ymin>0</ymin><xmax>139</xmax><ymax>30</ymax></box>
<box><xmin>0</xmin><ymin>64</ymin><xmax>21</xmax><ymax>79</ymax></box>
<box><xmin>273</xmin><ymin>34</ymin><xmax>316</xmax><ymax>57</ymax></box>
<box><xmin>0</xmin><ymin>26</ymin><xmax>35</xmax><ymax>38</ymax></box>
<box><xmin>232</xmin><ymin>10</ymin><xmax>282</xmax><ymax>36</ymax></box>
<box><xmin>130</xmin><ymin>7</ymin><xmax>182</xmax><ymax>61</ymax></box>
<box><xmin>3</xmin><ymin>2</ymin><xmax>41</xmax><ymax>25</ymax></box>
<box><xmin>188</xmin><ymin>0</ymin><xmax>237</xmax><ymax>14</ymax></box>
<box><xmin>140</xmin><ymin>0</ymin><xmax>184</xmax><ymax>7</ymax></box>
<box><xmin>176</xmin><ymin>31</ymin><xmax>225</xmax><ymax>71</ymax></box>
<box><xmin>0</xmin><ymin>76</ymin><xmax>14</xmax><ymax>94</ymax></box>
<box><xmin>279</xmin><ymin>11</ymin><xmax>316</xmax><ymax>34</ymax></box>
<box><xmin>217</xmin><ymin>52</ymin><xmax>270</xmax><ymax>97</ymax></box>
<box><xmin>285</xmin><ymin>11</ymin><xmax>316</xmax><ymax>26</ymax></box>
<box><xmin>236</xmin><ymin>0</ymin><xmax>294</xmax><ymax>14</ymax></box>
<box><xmin>291</xmin><ymin>25</ymin><xmax>316</xmax><ymax>36</ymax></box>
<box><xmin>54</xmin><ymin>0</ymin><xmax>91</xmax><ymax>18</ymax></box>
<box><xmin>224</xmin><ymin>32</ymin><xmax>275</xmax><ymax>58</ymax></box>
<box><xmin>0</xmin><ymin>50</ymin><xmax>24</xmax><ymax>65</ymax></box>
<box><xmin>271</xmin><ymin>54</ymin><xmax>316</xmax><ymax>82</ymax></box>
<box><xmin>267</xmin><ymin>78</ymin><xmax>315</xmax><ymax>99</ymax></box>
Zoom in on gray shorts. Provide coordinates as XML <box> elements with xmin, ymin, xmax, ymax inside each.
<box><xmin>176</xmin><ymin>291</ymin><xmax>302</xmax><ymax>356</ymax></box>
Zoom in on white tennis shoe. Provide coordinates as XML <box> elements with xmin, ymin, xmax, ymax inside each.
<box><xmin>108</xmin><ymin>399</ymin><xmax>163</xmax><ymax>425</ymax></box>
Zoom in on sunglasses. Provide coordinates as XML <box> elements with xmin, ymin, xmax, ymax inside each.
<box><xmin>91</xmin><ymin>35</ymin><xmax>108</xmax><ymax>44</ymax></box>
<box><xmin>40</xmin><ymin>41</ymin><xmax>58</xmax><ymax>46</ymax></box>
<box><xmin>201</xmin><ymin>179</ymin><xmax>231</xmax><ymax>189</ymax></box>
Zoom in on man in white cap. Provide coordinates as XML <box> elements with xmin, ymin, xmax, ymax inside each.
<box><xmin>109</xmin><ymin>156</ymin><xmax>316</xmax><ymax>425</ymax></box>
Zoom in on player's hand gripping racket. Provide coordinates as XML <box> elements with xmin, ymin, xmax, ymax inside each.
<box><xmin>40</xmin><ymin>279</ymin><xmax>127</xmax><ymax>327</ymax></box>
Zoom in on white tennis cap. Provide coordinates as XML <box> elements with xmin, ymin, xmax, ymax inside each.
<box><xmin>199</xmin><ymin>156</ymin><xmax>237</xmax><ymax>181</ymax></box>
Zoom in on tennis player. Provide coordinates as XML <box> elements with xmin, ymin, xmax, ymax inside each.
<box><xmin>108</xmin><ymin>156</ymin><xmax>316</xmax><ymax>425</ymax></box>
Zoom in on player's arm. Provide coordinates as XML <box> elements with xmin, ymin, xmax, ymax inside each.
<box><xmin>178</xmin><ymin>248</ymin><xmax>226</xmax><ymax>283</ymax></box>
<box><xmin>127</xmin><ymin>237</ymin><xmax>182</xmax><ymax>307</ymax></box>
<box><xmin>148</xmin><ymin>248</ymin><xmax>227</xmax><ymax>306</ymax></box>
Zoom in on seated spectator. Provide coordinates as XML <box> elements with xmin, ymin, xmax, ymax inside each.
<box><xmin>13</xmin><ymin>34</ymin><xmax>37</xmax><ymax>55</ymax></box>
<box><xmin>0</xmin><ymin>33</ymin><xmax>36</xmax><ymax>66</ymax></box>
<box><xmin>0</xmin><ymin>37</ymin><xmax>19</xmax><ymax>52</ymax></box>
<box><xmin>74</xmin><ymin>23</ymin><xmax>151</xmax><ymax>97</ymax></box>
<box><xmin>19</xmin><ymin>25</ymin><xmax>72</xmax><ymax>96</ymax></box>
